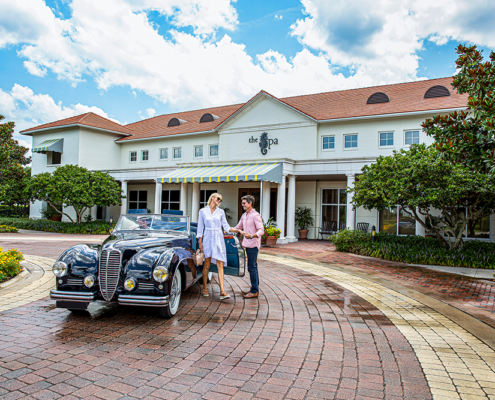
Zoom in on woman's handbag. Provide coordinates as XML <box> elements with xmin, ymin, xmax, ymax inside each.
<box><xmin>193</xmin><ymin>249</ymin><xmax>204</xmax><ymax>266</ymax></box>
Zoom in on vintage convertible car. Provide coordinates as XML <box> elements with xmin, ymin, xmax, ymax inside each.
<box><xmin>50</xmin><ymin>214</ymin><xmax>246</xmax><ymax>318</ymax></box>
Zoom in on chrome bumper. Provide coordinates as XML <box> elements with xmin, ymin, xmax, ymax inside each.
<box><xmin>50</xmin><ymin>289</ymin><xmax>97</xmax><ymax>302</ymax></box>
<box><xmin>118</xmin><ymin>294</ymin><xmax>170</xmax><ymax>307</ymax></box>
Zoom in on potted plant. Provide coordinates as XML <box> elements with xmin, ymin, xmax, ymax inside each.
<box><xmin>261</xmin><ymin>217</ymin><xmax>277</xmax><ymax>245</ymax></box>
<box><xmin>295</xmin><ymin>206</ymin><xmax>314</xmax><ymax>239</ymax></box>
<box><xmin>265</xmin><ymin>226</ymin><xmax>281</xmax><ymax>247</ymax></box>
<box><xmin>41</xmin><ymin>203</ymin><xmax>62</xmax><ymax>222</ymax></box>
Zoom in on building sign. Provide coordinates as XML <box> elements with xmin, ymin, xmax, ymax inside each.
<box><xmin>249</xmin><ymin>132</ymin><xmax>278</xmax><ymax>155</ymax></box>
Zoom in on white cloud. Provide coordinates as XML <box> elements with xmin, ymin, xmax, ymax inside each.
<box><xmin>290</xmin><ymin>0</ymin><xmax>495</xmax><ymax>84</ymax></box>
<box><xmin>2</xmin><ymin>0</ymin><xmax>495</xmax><ymax>116</ymax></box>
<box><xmin>275</xmin><ymin>14</ymin><xmax>283</xmax><ymax>20</ymax></box>
<box><xmin>0</xmin><ymin>84</ymin><xmax>117</xmax><ymax>145</ymax></box>
<box><xmin>146</xmin><ymin>108</ymin><xmax>156</xmax><ymax>118</ymax></box>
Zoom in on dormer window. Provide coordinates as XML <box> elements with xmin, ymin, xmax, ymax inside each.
<box><xmin>167</xmin><ymin>118</ymin><xmax>186</xmax><ymax>127</ymax></box>
<box><xmin>424</xmin><ymin>85</ymin><xmax>450</xmax><ymax>99</ymax></box>
<box><xmin>367</xmin><ymin>92</ymin><xmax>390</xmax><ymax>104</ymax></box>
<box><xmin>199</xmin><ymin>113</ymin><xmax>219</xmax><ymax>123</ymax></box>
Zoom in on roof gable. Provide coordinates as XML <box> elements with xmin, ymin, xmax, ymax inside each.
<box><xmin>20</xmin><ymin>112</ymin><xmax>133</xmax><ymax>136</ymax></box>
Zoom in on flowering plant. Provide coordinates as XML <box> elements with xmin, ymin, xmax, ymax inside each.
<box><xmin>0</xmin><ymin>225</ymin><xmax>18</xmax><ymax>233</ymax></box>
<box><xmin>265</xmin><ymin>226</ymin><xmax>281</xmax><ymax>238</ymax></box>
<box><xmin>0</xmin><ymin>247</ymin><xmax>24</xmax><ymax>282</ymax></box>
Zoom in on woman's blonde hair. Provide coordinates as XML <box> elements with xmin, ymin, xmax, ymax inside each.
<box><xmin>207</xmin><ymin>192</ymin><xmax>223</xmax><ymax>206</ymax></box>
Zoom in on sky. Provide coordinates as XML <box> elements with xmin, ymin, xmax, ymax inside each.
<box><xmin>1</xmin><ymin>0</ymin><xmax>495</xmax><ymax>150</ymax></box>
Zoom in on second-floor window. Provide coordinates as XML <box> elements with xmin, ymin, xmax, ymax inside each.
<box><xmin>141</xmin><ymin>150</ymin><xmax>149</xmax><ymax>162</ymax></box>
<box><xmin>405</xmin><ymin>130</ymin><xmax>420</xmax><ymax>145</ymax></box>
<box><xmin>194</xmin><ymin>145</ymin><xmax>203</xmax><ymax>158</ymax></box>
<box><xmin>209</xmin><ymin>144</ymin><xmax>219</xmax><ymax>157</ymax></box>
<box><xmin>380</xmin><ymin>132</ymin><xmax>394</xmax><ymax>147</ymax></box>
<box><xmin>344</xmin><ymin>134</ymin><xmax>358</xmax><ymax>149</ymax></box>
<box><xmin>322</xmin><ymin>136</ymin><xmax>335</xmax><ymax>150</ymax></box>
<box><xmin>159</xmin><ymin>148</ymin><xmax>168</xmax><ymax>160</ymax></box>
<box><xmin>173</xmin><ymin>147</ymin><xmax>181</xmax><ymax>159</ymax></box>
<box><xmin>130</xmin><ymin>151</ymin><xmax>137</xmax><ymax>162</ymax></box>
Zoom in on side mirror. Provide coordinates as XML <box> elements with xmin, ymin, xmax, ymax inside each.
<box><xmin>110</xmin><ymin>229</ymin><xmax>115</xmax><ymax>235</ymax></box>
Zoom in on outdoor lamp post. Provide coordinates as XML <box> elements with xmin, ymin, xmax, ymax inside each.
<box><xmin>371</xmin><ymin>225</ymin><xmax>376</xmax><ymax>242</ymax></box>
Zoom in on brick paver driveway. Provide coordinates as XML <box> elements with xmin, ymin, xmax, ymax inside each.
<box><xmin>1</xmin><ymin>233</ymin><xmax>495</xmax><ymax>399</ymax></box>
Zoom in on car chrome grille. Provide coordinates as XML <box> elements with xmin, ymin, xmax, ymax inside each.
<box><xmin>138</xmin><ymin>282</ymin><xmax>154</xmax><ymax>290</ymax></box>
<box><xmin>99</xmin><ymin>249</ymin><xmax>122</xmax><ymax>301</ymax></box>
<box><xmin>67</xmin><ymin>279</ymin><xmax>82</xmax><ymax>286</ymax></box>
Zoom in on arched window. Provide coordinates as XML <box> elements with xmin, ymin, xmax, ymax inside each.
<box><xmin>366</xmin><ymin>92</ymin><xmax>390</xmax><ymax>104</ymax></box>
<box><xmin>199</xmin><ymin>113</ymin><xmax>218</xmax><ymax>123</ymax></box>
<box><xmin>424</xmin><ymin>85</ymin><xmax>450</xmax><ymax>99</ymax></box>
<box><xmin>167</xmin><ymin>118</ymin><xmax>181</xmax><ymax>127</ymax></box>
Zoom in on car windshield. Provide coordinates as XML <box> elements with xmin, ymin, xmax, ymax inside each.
<box><xmin>115</xmin><ymin>214</ymin><xmax>189</xmax><ymax>233</ymax></box>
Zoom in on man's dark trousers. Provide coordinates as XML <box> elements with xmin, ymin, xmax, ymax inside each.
<box><xmin>246</xmin><ymin>247</ymin><xmax>259</xmax><ymax>293</ymax></box>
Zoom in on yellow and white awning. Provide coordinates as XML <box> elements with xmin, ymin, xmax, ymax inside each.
<box><xmin>158</xmin><ymin>163</ymin><xmax>282</xmax><ymax>184</ymax></box>
<box><xmin>32</xmin><ymin>138</ymin><xmax>64</xmax><ymax>153</ymax></box>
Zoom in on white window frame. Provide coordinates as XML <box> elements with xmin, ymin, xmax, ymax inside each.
<box><xmin>343</xmin><ymin>134</ymin><xmax>358</xmax><ymax>150</ymax></box>
<box><xmin>129</xmin><ymin>151</ymin><xmax>137</xmax><ymax>163</ymax></box>
<box><xmin>320</xmin><ymin>188</ymin><xmax>348</xmax><ymax>230</ymax></box>
<box><xmin>159</xmin><ymin>148</ymin><xmax>168</xmax><ymax>161</ymax></box>
<box><xmin>209</xmin><ymin>144</ymin><xmax>219</xmax><ymax>158</ymax></box>
<box><xmin>404</xmin><ymin>130</ymin><xmax>420</xmax><ymax>146</ymax></box>
<box><xmin>321</xmin><ymin>135</ymin><xmax>335</xmax><ymax>151</ymax></box>
<box><xmin>194</xmin><ymin>145</ymin><xmax>203</xmax><ymax>159</ymax></box>
<box><xmin>379</xmin><ymin>131</ymin><xmax>394</xmax><ymax>148</ymax></box>
<box><xmin>161</xmin><ymin>189</ymin><xmax>181</xmax><ymax>212</ymax></box>
<box><xmin>442</xmin><ymin>208</ymin><xmax>491</xmax><ymax>241</ymax></box>
<box><xmin>200</xmin><ymin>189</ymin><xmax>218</xmax><ymax>208</ymax></box>
<box><xmin>379</xmin><ymin>206</ymin><xmax>415</xmax><ymax>236</ymax></box>
<box><xmin>129</xmin><ymin>190</ymin><xmax>148</xmax><ymax>211</ymax></box>
<box><xmin>141</xmin><ymin>150</ymin><xmax>149</xmax><ymax>162</ymax></box>
<box><xmin>173</xmin><ymin>147</ymin><xmax>182</xmax><ymax>160</ymax></box>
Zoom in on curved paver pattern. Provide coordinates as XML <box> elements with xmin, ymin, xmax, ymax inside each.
<box><xmin>0</xmin><ymin>257</ymin><xmax>431</xmax><ymax>399</ymax></box>
<box><xmin>260</xmin><ymin>254</ymin><xmax>495</xmax><ymax>400</ymax></box>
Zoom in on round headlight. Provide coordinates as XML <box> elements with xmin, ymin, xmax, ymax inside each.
<box><xmin>84</xmin><ymin>275</ymin><xmax>95</xmax><ymax>288</ymax></box>
<box><xmin>153</xmin><ymin>266</ymin><xmax>168</xmax><ymax>283</ymax></box>
<box><xmin>53</xmin><ymin>261</ymin><xmax>67</xmax><ymax>277</ymax></box>
<box><xmin>124</xmin><ymin>278</ymin><xmax>136</xmax><ymax>291</ymax></box>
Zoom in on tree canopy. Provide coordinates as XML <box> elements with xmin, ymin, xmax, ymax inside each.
<box><xmin>350</xmin><ymin>144</ymin><xmax>495</xmax><ymax>250</ymax></box>
<box><xmin>30</xmin><ymin>164</ymin><xmax>124</xmax><ymax>224</ymax></box>
<box><xmin>422</xmin><ymin>44</ymin><xmax>495</xmax><ymax>172</ymax></box>
<box><xmin>0</xmin><ymin>115</ymin><xmax>31</xmax><ymax>202</ymax></box>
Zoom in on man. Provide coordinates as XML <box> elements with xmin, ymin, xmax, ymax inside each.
<box><xmin>235</xmin><ymin>195</ymin><xmax>264</xmax><ymax>298</ymax></box>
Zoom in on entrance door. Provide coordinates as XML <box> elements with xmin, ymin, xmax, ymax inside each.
<box><xmin>238</xmin><ymin>188</ymin><xmax>260</xmax><ymax>218</ymax></box>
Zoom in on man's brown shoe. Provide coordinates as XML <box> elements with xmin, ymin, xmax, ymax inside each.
<box><xmin>243</xmin><ymin>292</ymin><xmax>259</xmax><ymax>299</ymax></box>
<box><xmin>242</xmin><ymin>289</ymin><xmax>251</xmax><ymax>295</ymax></box>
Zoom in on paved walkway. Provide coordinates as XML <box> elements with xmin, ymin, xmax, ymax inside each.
<box><xmin>1</xmin><ymin>234</ymin><xmax>495</xmax><ymax>399</ymax></box>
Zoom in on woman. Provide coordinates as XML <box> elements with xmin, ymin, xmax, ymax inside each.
<box><xmin>197</xmin><ymin>193</ymin><xmax>242</xmax><ymax>300</ymax></box>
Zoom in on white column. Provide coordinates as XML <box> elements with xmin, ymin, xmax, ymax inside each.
<box><xmin>180</xmin><ymin>182</ymin><xmax>188</xmax><ymax>216</ymax></box>
<box><xmin>191</xmin><ymin>182</ymin><xmax>200</xmax><ymax>222</ymax></box>
<box><xmin>415</xmin><ymin>208</ymin><xmax>426</xmax><ymax>236</ymax></box>
<box><xmin>154</xmin><ymin>181</ymin><xmax>162</xmax><ymax>214</ymax></box>
<box><xmin>276</xmin><ymin>175</ymin><xmax>287</xmax><ymax>244</ymax></box>
<box><xmin>286</xmin><ymin>175</ymin><xmax>297</xmax><ymax>242</ymax></box>
<box><xmin>261</xmin><ymin>180</ymin><xmax>271</xmax><ymax>223</ymax></box>
<box><xmin>346</xmin><ymin>174</ymin><xmax>356</xmax><ymax>230</ymax></box>
<box><xmin>121</xmin><ymin>180</ymin><xmax>128</xmax><ymax>216</ymax></box>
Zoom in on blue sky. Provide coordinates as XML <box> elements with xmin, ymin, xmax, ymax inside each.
<box><xmin>1</xmin><ymin>0</ymin><xmax>494</xmax><ymax>148</ymax></box>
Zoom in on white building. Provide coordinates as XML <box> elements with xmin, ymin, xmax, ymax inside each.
<box><xmin>21</xmin><ymin>77</ymin><xmax>495</xmax><ymax>242</ymax></box>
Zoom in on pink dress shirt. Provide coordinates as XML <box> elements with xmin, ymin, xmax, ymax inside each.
<box><xmin>235</xmin><ymin>209</ymin><xmax>264</xmax><ymax>249</ymax></box>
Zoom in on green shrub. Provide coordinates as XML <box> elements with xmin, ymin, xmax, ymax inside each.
<box><xmin>0</xmin><ymin>247</ymin><xmax>23</xmax><ymax>282</ymax></box>
<box><xmin>0</xmin><ymin>225</ymin><xmax>19</xmax><ymax>233</ymax></box>
<box><xmin>330</xmin><ymin>230</ymin><xmax>495</xmax><ymax>269</ymax></box>
<box><xmin>0</xmin><ymin>217</ymin><xmax>113</xmax><ymax>235</ymax></box>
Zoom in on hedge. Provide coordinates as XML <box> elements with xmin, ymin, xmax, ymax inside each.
<box><xmin>330</xmin><ymin>229</ymin><xmax>495</xmax><ymax>269</ymax></box>
<box><xmin>0</xmin><ymin>217</ymin><xmax>113</xmax><ymax>235</ymax></box>
<box><xmin>0</xmin><ymin>247</ymin><xmax>23</xmax><ymax>282</ymax></box>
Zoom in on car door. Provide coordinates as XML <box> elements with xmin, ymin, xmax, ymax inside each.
<box><xmin>208</xmin><ymin>234</ymin><xmax>246</xmax><ymax>277</ymax></box>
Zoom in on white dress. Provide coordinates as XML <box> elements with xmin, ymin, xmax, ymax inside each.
<box><xmin>197</xmin><ymin>207</ymin><xmax>231</xmax><ymax>264</ymax></box>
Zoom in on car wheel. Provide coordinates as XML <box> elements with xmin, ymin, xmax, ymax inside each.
<box><xmin>159</xmin><ymin>269</ymin><xmax>182</xmax><ymax>318</ymax></box>
<box><xmin>207</xmin><ymin>271</ymin><xmax>213</xmax><ymax>283</ymax></box>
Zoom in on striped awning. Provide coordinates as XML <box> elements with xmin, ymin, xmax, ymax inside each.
<box><xmin>32</xmin><ymin>138</ymin><xmax>64</xmax><ymax>153</ymax></box>
<box><xmin>158</xmin><ymin>163</ymin><xmax>282</xmax><ymax>184</ymax></box>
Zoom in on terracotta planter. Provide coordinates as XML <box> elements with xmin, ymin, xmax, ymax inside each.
<box><xmin>266</xmin><ymin>236</ymin><xmax>278</xmax><ymax>247</ymax></box>
<box><xmin>261</xmin><ymin>236</ymin><xmax>267</xmax><ymax>245</ymax></box>
<box><xmin>49</xmin><ymin>215</ymin><xmax>62</xmax><ymax>222</ymax></box>
<box><xmin>298</xmin><ymin>229</ymin><xmax>309</xmax><ymax>239</ymax></box>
